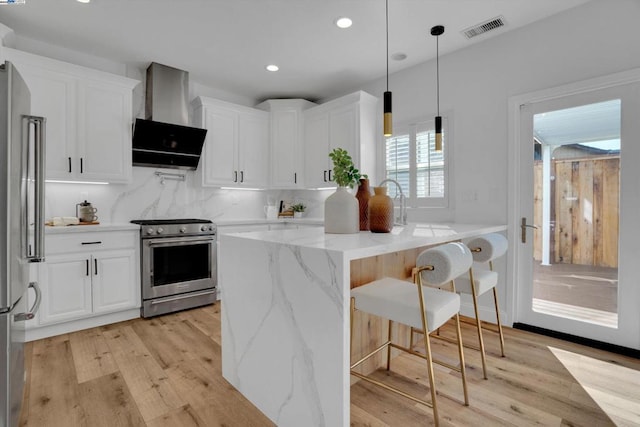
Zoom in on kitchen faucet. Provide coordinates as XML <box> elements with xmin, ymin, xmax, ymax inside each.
<box><xmin>378</xmin><ymin>179</ymin><xmax>407</xmax><ymax>225</ymax></box>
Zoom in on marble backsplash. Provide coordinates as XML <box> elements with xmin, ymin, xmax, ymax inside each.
<box><xmin>44</xmin><ymin>167</ymin><xmax>333</xmax><ymax>223</ymax></box>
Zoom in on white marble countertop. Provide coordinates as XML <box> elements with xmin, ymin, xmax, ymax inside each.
<box><xmin>221</xmin><ymin>222</ymin><xmax>507</xmax><ymax>260</ymax></box>
<box><xmin>45</xmin><ymin>223</ymin><xmax>140</xmax><ymax>234</ymax></box>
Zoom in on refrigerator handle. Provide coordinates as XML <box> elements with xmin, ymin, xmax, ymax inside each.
<box><xmin>14</xmin><ymin>282</ymin><xmax>42</xmax><ymax>322</ymax></box>
<box><xmin>23</xmin><ymin>115</ymin><xmax>46</xmax><ymax>262</ymax></box>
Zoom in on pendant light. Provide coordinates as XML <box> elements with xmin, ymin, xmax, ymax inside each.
<box><xmin>431</xmin><ymin>25</ymin><xmax>444</xmax><ymax>151</ymax></box>
<box><xmin>383</xmin><ymin>0</ymin><xmax>392</xmax><ymax>136</ymax></box>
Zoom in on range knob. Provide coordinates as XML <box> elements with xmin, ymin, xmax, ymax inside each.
<box><xmin>146</xmin><ymin>228</ymin><xmax>155</xmax><ymax>235</ymax></box>
<box><xmin>201</xmin><ymin>225</ymin><xmax>208</xmax><ymax>232</ymax></box>
<box><xmin>208</xmin><ymin>225</ymin><xmax>214</xmax><ymax>231</ymax></box>
<box><xmin>180</xmin><ymin>227</ymin><xmax>187</xmax><ymax>233</ymax></box>
<box><xmin>156</xmin><ymin>227</ymin><xmax>164</xmax><ymax>234</ymax></box>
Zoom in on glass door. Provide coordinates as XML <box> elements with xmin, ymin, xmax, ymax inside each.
<box><xmin>517</xmin><ymin>82</ymin><xmax>640</xmax><ymax>348</ymax></box>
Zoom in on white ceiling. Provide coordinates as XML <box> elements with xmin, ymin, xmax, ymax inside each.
<box><xmin>0</xmin><ymin>0</ymin><xmax>590</xmax><ymax>102</ymax></box>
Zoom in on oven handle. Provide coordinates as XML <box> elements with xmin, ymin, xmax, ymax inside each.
<box><xmin>150</xmin><ymin>289</ymin><xmax>216</xmax><ymax>305</ymax></box>
<box><xmin>147</xmin><ymin>237</ymin><xmax>215</xmax><ymax>247</ymax></box>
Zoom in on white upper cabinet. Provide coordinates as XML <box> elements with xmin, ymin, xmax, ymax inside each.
<box><xmin>3</xmin><ymin>48</ymin><xmax>139</xmax><ymax>183</ymax></box>
<box><xmin>257</xmin><ymin>99</ymin><xmax>316</xmax><ymax>189</ymax></box>
<box><xmin>193</xmin><ymin>97</ymin><xmax>269</xmax><ymax>188</ymax></box>
<box><xmin>303</xmin><ymin>91</ymin><xmax>378</xmax><ymax>188</ymax></box>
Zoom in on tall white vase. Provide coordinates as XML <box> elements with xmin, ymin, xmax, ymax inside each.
<box><xmin>324</xmin><ymin>187</ymin><xmax>359</xmax><ymax>234</ymax></box>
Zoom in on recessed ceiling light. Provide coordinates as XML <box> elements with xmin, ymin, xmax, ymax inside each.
<box><xmin>391</xmin><ymin>53</ymin><xmax>407</xmax><ymax>61</ymax></box>
<box><xmin>335</xmin><ymin>17</ymin><xmax>353</xmax><ymax>29</ymax></box>
<box><xmin>266</xmin><ymin>64</ymin><xmax>279</xmax><ymax>72</ymax></box>
<box><xmin>77</xmin><ymin>0</ymin><xmax>90</xmax><ymax>3</ymax></box>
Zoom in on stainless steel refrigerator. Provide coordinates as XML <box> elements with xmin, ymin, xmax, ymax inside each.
<box><xmin>0</xmin><ymin>61</ymin><xmax>45</xmax><ymax>427</ymax></box>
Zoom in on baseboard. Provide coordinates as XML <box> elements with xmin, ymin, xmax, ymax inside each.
<box><xmin>23</xmin><ymin>308</ymin><xmax>140</xmax><ymax>342</ymax></box>
<box><xmin>513</xmin><ymin>323</ymin><xmax>640</xmax><ymax>359</ymax></box>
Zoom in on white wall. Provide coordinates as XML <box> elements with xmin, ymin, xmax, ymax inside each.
<box><xmin>357</xmin><ymin>0</ymin><xmax>640</xmax><ymax>225</ymax></box>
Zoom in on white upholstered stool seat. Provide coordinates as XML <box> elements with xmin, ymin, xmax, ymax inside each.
<box><xmin>351</xmin><ymin>277</ymin><xmax>461</xmax><ymax>331</ymax></box>
<box><xmin>455</xmin><ymin>269</ymin><xmax>498</xmax><ymax>296</ymax></box>
<box><xmin>350</xmin><ymin>242</ymin><xmax>471</xmax><ymax>426</ymax></box>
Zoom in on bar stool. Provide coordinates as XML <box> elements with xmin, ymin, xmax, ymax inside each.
<box><xmin>455</xmin><ymin>233</ymin><xmax>508</xmax><ymax>379</ymax></box>
<box><xmin>350</xmin><ymin>242</ymin><xmax>472</xmax><ymax>426</ymax></box>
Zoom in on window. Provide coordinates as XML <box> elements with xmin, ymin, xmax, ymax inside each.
<box><xmin>384</xmin><ymin>118</ymin><xmax>448</xmax><ymax>207</ymax></box>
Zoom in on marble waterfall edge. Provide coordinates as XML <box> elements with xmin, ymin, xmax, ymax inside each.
<box><xmin>220</xmin><ymin>234</ymin><xmax>348</xmax><ymax>426</ymax></box>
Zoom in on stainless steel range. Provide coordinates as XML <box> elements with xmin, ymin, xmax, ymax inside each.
<box><xmin>131</xmin><ymin>219</ymin><xmax>216</xmax><ymax>318</ymax></box>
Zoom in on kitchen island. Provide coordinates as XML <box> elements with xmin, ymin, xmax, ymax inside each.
<box><xmin>219</xmin><ymin>223</ymin><xmax>507</xmax><ymax>426</ymax></box>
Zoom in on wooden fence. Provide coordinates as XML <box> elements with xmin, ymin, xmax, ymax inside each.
<box><xmin>534</xmin><ymin>156</ymin><xmax>619</xmax><ymax>268</ymax></box>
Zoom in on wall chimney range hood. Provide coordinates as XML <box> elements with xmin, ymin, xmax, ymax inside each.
<box><xmin>132</xmin><ymin>62</ymin><xmax>207</xmax><ymax>170</ymax></box>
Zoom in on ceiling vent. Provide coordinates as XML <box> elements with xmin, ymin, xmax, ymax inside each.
<box><xmin>462</xmin><ymin>16</ymin><xmax>506</xmax><ymax>39</ymax></box>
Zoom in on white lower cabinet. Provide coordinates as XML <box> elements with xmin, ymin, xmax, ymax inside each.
<box><xmin>26</xmin><ymin>229</ymin><xmax>140</xmax><ymax>341</ymax></box>
<box><xmin>39</xmin><ymin>254</ymin><xmax>93</xmax><ymax>324</ymax></box>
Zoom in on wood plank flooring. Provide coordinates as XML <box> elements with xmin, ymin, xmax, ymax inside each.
<box><xmin>19</xmin><ymin>304</ymin><xmax>640</xmax><ymax>426</ymax></box>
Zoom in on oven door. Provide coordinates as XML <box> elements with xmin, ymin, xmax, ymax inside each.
<box><xmin>141</xmin><ymin>235</ymin><xmax>216</xmax><ymax>300</ymax></box>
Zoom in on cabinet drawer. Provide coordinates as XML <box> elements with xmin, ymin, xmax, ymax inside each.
<box><xmin>46</xmin><ymin>231</ymin><xmax>137</xmax><ymax>255</ymax></box>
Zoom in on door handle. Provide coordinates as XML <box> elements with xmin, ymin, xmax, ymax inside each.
<box><xmin>14</xmin><ymin>282</ymin><xmax>42</xmax><ymax>322</ymax></box>
<box><xmin>521</xmin><ymin>217</ymin><xmax>539</xmax><ymax>243</ymax></box>
<box><xmin>240</xmin><ymin>170</ymin><xmax>244</xmax><ymax>183</ymax></box>
<box><xmin>94</xmin><ymin>258</ymin><xmax>98</xmax><ymax>275</ymax></box>
<box><xmin>324</xmin><ymin>170</ymin><xmax>327</xmax><ymax>182</ymax></box>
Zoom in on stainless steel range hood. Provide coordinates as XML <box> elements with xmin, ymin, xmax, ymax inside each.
<box><xmin>132</xmin><ymin>63</ymin><xmax>207</xmax><ymax>170</ymax></box>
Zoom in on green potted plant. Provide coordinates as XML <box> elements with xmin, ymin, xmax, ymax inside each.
<box><xmin>325</xmin><ymin>148</ymin><xmax>363</xmax><ymax>234</ymax></box>
<box><xmin>328</xmin><ymin>148</ymin><xmax>366</xmax><ymax>188</ymax></box>
<box><xmin>291</xmin><ymin>203</ymin><xmax>306</xmax><ymax>218</ymax></box>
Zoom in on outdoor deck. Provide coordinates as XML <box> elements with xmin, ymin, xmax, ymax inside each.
<box><xmin>533</xmin><ymin>262</ymin><xmax>618</xmax><ymax>327</ymax></box>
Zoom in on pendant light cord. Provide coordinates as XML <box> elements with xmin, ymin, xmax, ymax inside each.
<box><xmin>386</xmin><ymin>0</ymin><xmax>389</xmax><ymax>91</ymax></box>
<box><xmin>436</xmin><ymin>35</ymin><xmax>440</xmax><ymax>116</ymax></box>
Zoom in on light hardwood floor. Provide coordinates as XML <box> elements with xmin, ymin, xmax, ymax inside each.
<box><xmin>19</xmin><ymin>304</ymin><xmax>640</xmax><ymax>426</ymax></box>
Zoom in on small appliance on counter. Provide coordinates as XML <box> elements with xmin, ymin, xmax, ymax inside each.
<box><xmin>76</xmin><ymin>200</ymin><xmax>98</xmax><ymax>223</ymax></box>
<box><xmin>130</xmin><ymin>218</ymin><xmax>217</xmax><ymax>318</ymax></box>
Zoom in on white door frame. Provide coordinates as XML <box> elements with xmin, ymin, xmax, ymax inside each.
<box><xmin>507</xmin><ymin>68</ymin><xmax>640</xmax><ymax>349</ymax></box>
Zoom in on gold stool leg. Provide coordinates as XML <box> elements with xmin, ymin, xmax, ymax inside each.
<box><xmin>416</xmin><ymin>278</ymin><xmax>439</xmax><ymax>426</ymax></box>
<box><xmin>386</xmin><ymin>319</ymin><xmax>393</xmax><ymax>370</ymax></box>
<box><xmin>469</xmin><ymin>269</ymin><xmax>488</xmax><ymax>379</ymax></box>
<box><xmin>492</xmin><ymin>287</ymin><xmax>506</xmax><ymax>357</ymax></box>
<box><xmin>454</xmin><ymin>312</ymin><xmax>469</xmax><ymax>405</ymax></box>
<box><xmin>350</xmin><ymin>297</ymin><xmax>355</xmax><ymax>366</ymax></box>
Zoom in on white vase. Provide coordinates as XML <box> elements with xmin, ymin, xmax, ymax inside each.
<box><xmin>294</xmin><ymin>211</ymin><xmax>303</xmax><ymax>219</ymax></box>
<box><xmin>324</xmin><ymin>187</ymin><xmax>359</xmax><ymax>234</ymax></box>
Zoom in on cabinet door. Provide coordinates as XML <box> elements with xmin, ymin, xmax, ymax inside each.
<box><xmin>92</xmin><ymin>249</ymin><xmax>139</xmax><ymax>314</ymax></box>
<box><xmin>304</xmin><ymin>111</ymin><xmax>331</xmax><ymax>188</ymax></box>
<box><xmin>270</xmin><ymin>109</ymin><xmax>301</xmax><ymax>188</ymax></box>
<box><xmin>329</xmin><ymin>104</ymin><xmax>358</xmax><ymax>162</ymax></box>
<box><xmin>238</xmin><ymin>111</ymin><xmax>269</xmax><ymax>187</ymax></box>
<box><xmin>201</xmin><ymin>106</ymin><xmax>239</xmax><ymax>186</ymax></box>
<box><xmin>15</xmin><ymin>64</ymin><xmax>77</xmax><ymax>180</ymax></box>
<box><xmin>79</xmin><ymin>80</ymin><xmax>133</xmax><ymax>183</ymax></box>
<box><xmin>38</xmin><ymin>254</ymin><xmax>93</xmax><ymax>325</ymax></box>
